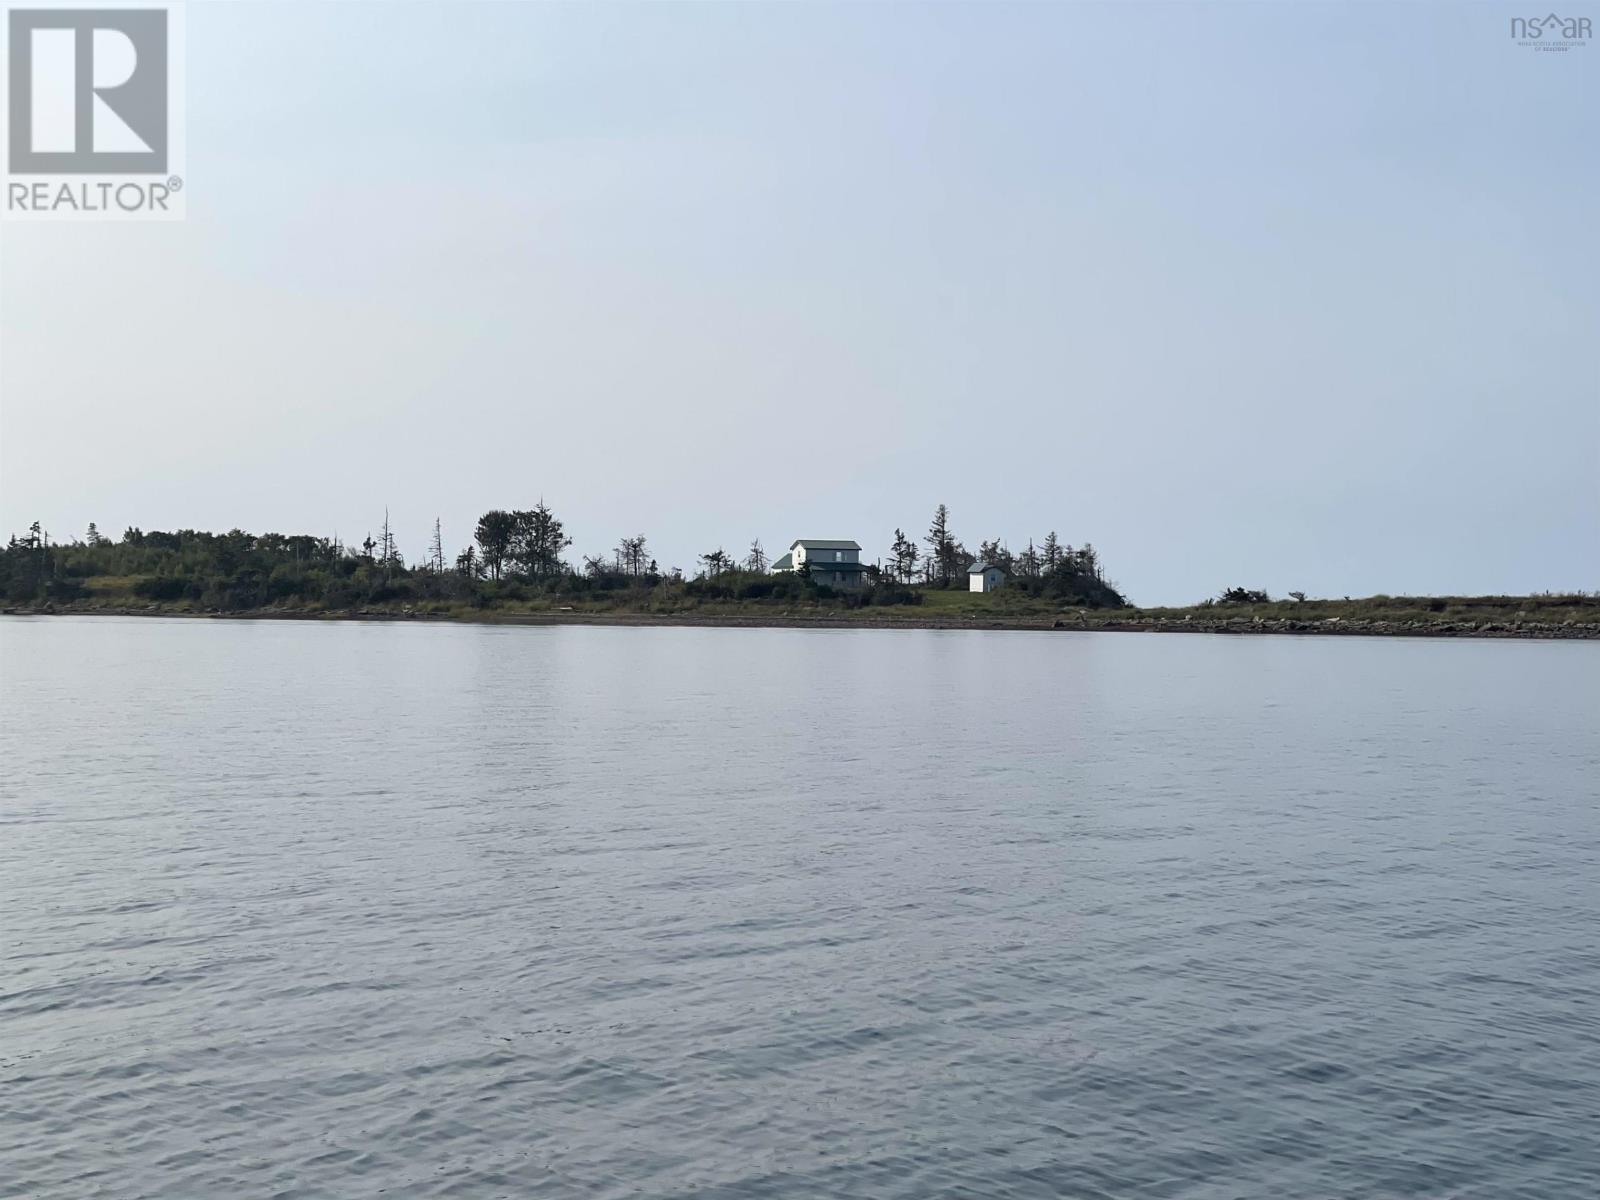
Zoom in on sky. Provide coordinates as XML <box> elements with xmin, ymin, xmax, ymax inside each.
<box><xmin>1</xmin><ymin>1</ymin><xmax>1595</xmax><ymax>605</ymax></box>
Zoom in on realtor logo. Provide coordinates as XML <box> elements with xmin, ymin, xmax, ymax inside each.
<box><xmin>4</xmin><ymin>3</ymin><xmax>184</xmax><ymax>219</ymax></box>
<box><xmin>8</xmin><ymin>8</ymin><xmax>166</xmax><ymax>171</ymax></box>
<box><xmin>1509</xmin><ymin>12</ymin><xmax>1592</xmax><ymax>50</ymax></box>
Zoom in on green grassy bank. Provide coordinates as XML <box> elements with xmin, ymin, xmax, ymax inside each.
<box><xmin>13</xmin><ymin>578</ymin><xmax>1599</xmax><ymax>640</ymax></box>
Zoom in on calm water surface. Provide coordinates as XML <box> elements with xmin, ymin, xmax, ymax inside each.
<box><xmin>2</xmin><ymin>617</ymin><xmax>1597</xmax><ymax>1199</ymax></box>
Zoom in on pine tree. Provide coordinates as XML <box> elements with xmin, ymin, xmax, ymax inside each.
<box><xmin>1042</xmin><ymin>531</ymin><xmax>1063</xmax><ymax>574</ymax></box>
<box><xmin>511</xmin><ymin>501</ymin><xmax>571</xmax><ymax>579</ymax></box>
<box><xmin>925</xmin><ymin>504</ymin><xmax>958</xmax><ymax>585</ymax></box>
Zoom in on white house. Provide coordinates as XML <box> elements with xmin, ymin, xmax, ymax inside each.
<box><xmin>969</xmin><ymin>562</ymin><xmax>1006</xmax><ymax>593</ymax></box>
<box><xmin>774</xmin><ymin>539</ymin><xmax>868</xmax><ymax>589</ymax></box>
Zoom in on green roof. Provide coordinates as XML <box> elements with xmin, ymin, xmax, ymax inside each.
<box><xmin>791</xmin><ymin>539</ymin><xmax>861</xmax><ymax>551</ymax></box>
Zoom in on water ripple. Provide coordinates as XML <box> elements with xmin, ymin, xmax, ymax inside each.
<box><xmin>1</xmin><ymin>618</ymin><xmax>1597</xmax><ymax>1199</ymax></box>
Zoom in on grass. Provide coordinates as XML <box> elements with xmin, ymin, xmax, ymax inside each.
<box><xmin>1134</xmin><ymin>593</ymin><xmax>1600</xmax><ymax>627</ymax></box>
<box><xmin>22</xmin><ymin>578</ymin><xmax>1600</xmax><ymax>636</ymax></box>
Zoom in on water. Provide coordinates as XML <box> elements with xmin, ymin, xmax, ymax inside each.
<box><xmin>2</xmin><ymin>616</ymin><xmax>1597</xmax><ymax>1199</ymax></box>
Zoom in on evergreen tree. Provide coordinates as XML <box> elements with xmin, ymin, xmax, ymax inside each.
<box><xmin>1041</xmin><ymin>531</ymin><xmax>1063</xmax><ymax>573</ymax></box>
<box><xmin>511</xmin><ymin>502</ymin><xmax>571</xmax><ymax>579</ymax></box>
<box><xmin>977</xmin><ymin>538</ymin><xmax>1013</xmax><ymax>574</ymax></box>
<box><xmin>890</xmin><ymin>528</ymin><xmax>919</xmax><ymax>583</ymax></box>
<box><xmin>925</xmin><ymin>504</ymin><xmax>959</xmax><ymax>585</ymax></box>
<box><xmin>1018</xmin><ymin>539</ymin><xmax>1041</xmax><ymax>578</ymax></box>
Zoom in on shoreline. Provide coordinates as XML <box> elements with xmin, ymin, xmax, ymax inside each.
<box><xmin>6</xmin><ymin>605</ymin><xmax>1598</xmax><ymax>641</ymax></box>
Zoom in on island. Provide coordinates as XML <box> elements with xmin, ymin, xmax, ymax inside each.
<box><xmin>3</xmin><ymin>513</ymin><xmax>1595</xmax><ymax>640</ymax></box>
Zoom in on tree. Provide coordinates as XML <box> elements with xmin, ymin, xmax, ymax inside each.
<box><xmin>428</xmin><ymin>519</ymin><xmax>445</xmax><ymax>573</ymax></box>
<box><xmin>950</xmin><ymin>539</ymin><xmax>975</xmax><ymax>577</ymax></box>
<box><xmin>745</xmin><ymin>538</ymin><xmax>768</xmax><ymax>573</ymax></box>
<box><xmin>474</xmin><ymin>510</ymin><xmax>516</xmax><ymax>580</ymax></box>
<box><xmin>455</xmin><ymin>545</ymin><xmax>479</xmax><ymax>577</ymax></box>
<box><xmin>1219</xmin><ymin>586</ymin><xmax>1270</xmax><ymax>604</ymax></box>
<box><xmin>85</xmin><ymin>522</ymin><xmax>103</xmax><ymax>547</ymax></box>
<box><xmin>889</xmin><ymin>528</ymin><xmax>919</xmax><ymax>584</ymax></box>
<box><xmin>510</xmin><ymin>502</ymin><xmax>571</xmax><ymax>579</ymax></box>
<box><xmin>1017</xmin><ymin>540</ymin><xmax>1041</xmax><ymax>579</ymax></box>
<box><xmin>699</xmin><ymin>548</ymin><xmax>730</xmax><ymax>576</ymax></box>
<box><xmin>977</xmin><ymin>538</ymin><xmax>1013</xmax><ymax>575</ymax></box>
<box><xmin>3</xmin><ymin>522</ymin><xmax>49</xmax><ymax>601</ymax></box>
<box><xmin>1041</xmin><ymin>531</ymin><xmax>1063</xmax><ymax>574</ymax></box>
<box><xmin>379</xmin><ymin>509</ymin><xmax>401</xmax><ymax>582</ymax></box>
<box><xmin>1077</xmin><ymin>542</ymin><xmax>1101</xmax><ymax>580</ymax></box>
<box><xmin>924</xmin><ymin>504</ymin><xmax>959</xmax><ymax>585</ymax></box>
<box><xmin>614</xmin><ymin>534</ymin><xmax>649</xmax><ymax>577</ymax></box>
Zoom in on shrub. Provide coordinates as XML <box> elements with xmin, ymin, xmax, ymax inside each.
<box><xmin>132</xmin><ymin>575</ymin><xmax>190</xmax><ymax>601</ymax></box>
<box><xmin>867</xmin><ymin>584</ymin><xmax>922</xmax><ymax>607</ymax></box>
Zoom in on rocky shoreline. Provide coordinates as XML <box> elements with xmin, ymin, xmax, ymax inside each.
<box><xmin>1080</xmin><ymin>616</ymin><xmax>1600</xmax><ymax>640</ymax></box>
<box><xmin>6</xmin><ymin>604</ymin><xmax>1598</xmax><ymax>640</ymax></box>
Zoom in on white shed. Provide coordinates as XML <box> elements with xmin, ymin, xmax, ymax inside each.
<box><xmin>969</xmin><ymin>562</ymin><xmax>1005</xmax><ymax>593</ymax></box>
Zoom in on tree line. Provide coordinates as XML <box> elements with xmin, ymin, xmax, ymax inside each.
<box><xmin>0</xmin><ymin>501</ymin><xmax>1128</xmax><ymax>610</ymax></box>
<box><xmin>882</xmin><ymin>503</ymin><xmax>1124</xmax><ymax>606</ymax></box>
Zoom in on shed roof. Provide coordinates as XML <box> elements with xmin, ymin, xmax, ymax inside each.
<box><xmin>791</xmin><ymin>539</ymin><xmax>861</xmax><ymax>551</ymax></box>
<box><xmin>770</xmin><ymin>552</ymin><xmax>793</xmax><ymax>570</ymax></box>
<box><xmin>970</xmin><ymin>561</ymin><xmax>1003</xmax><ymax>574</ymax></box>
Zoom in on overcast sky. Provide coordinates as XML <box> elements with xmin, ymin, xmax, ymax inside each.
<box><xmin>1</xmin><ymin>1</ymin><xmax>1595</xmax><ymax>604</ymax></box>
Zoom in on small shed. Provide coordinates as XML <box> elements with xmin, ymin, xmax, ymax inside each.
<box><xmin>969</xmin><ymin>562</ymin><xmax>1005</xmax><ymax>593</ymax></box>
